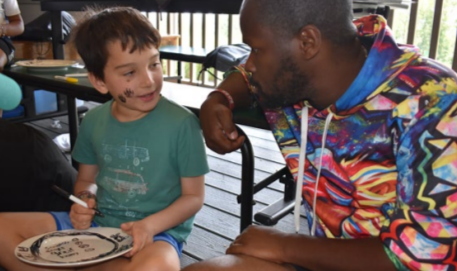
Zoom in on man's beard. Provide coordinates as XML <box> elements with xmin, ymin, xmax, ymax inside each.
<box><xmin>251</xmin><ymin>56</ymin><xmax>314</xmax><ymax>109</ymax></box>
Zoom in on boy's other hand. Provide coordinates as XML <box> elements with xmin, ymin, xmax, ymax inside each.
<box><xmin>69</xmin><ymin>198</ymin><xmax>96</xmax><ymax>229</ymax></box>
<box><xmin>121</xmin><ymin>221</ymin><xmax>153</xmax><ymax>257</ymax></box>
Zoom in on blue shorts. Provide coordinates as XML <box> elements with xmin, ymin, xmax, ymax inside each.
<box><xmin>49</xmin><ymin>212</ymin><xmax>183</xmax><ymax>257</ymax></box>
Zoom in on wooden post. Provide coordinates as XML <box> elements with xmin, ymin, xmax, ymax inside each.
<box><xmin>429</xmin><ymin>0</ymin><xmax>444</xmax><ymax>59</ymax></box>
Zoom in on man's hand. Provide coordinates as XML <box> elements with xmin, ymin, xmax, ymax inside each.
<box><xmin>121</xmin><ymin>220</ymin><xmax>154</xmax><ymax>257</ymax></box>
<box><xmin>200</xmin><ymin>95</ymin><xmax>245</xmax><ymax>154</ymax></box>
<box><xmin>226</xmin><ymin>225</ymin><xmax>289</xmax><ymax>264</ymax></box>
<box><xmin>69</xmin><ymin>198</ymin><xmax>96</xmax><ymax>230</ymax></box>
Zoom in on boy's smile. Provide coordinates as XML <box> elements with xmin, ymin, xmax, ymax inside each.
<box><xmin>137</xmin><ymin>92</ymin><xmax>156</xmax><ymax>102</ymax></box>
<box><xmin>89</xmin><ymin>40</ymin><xmax>163</xmax><ymax>122</ymax></box>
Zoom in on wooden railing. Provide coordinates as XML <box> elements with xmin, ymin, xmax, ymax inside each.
<box><xmin>147</xmin><ymin>12</ymin><xmax>242</xmax><ymax>87</ymax></box>
<box><xmin>148</xmin><ymin>0</ymin><xmax>457</xmax><ymax>87</ymax></box>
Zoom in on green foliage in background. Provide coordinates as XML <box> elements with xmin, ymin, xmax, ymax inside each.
<box><xmin>392</xmin><ymin>0</ymin><xmax>457</xmax><ymax>68</ymax></box>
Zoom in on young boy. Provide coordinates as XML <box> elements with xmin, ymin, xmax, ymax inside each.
<box><xmin>0</xmin><ymin>7</ymin><xmax>209</xmax><ymax>271</ymax></box>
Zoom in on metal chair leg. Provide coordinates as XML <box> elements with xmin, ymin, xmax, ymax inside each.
<box><xmin>236</xmin><ymin>125</ymin><xmax>255</xmax><ymax>232</ymax></box>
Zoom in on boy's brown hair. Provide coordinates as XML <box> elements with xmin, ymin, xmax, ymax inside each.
<box><xmin>71</xmin><ymin>7</ymin><xmax>161</xmax><ymax>80</ymax></box>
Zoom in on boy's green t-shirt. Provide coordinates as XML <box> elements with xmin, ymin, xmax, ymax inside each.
<box><xmin>72</xmin><ymin>96</ymin><xmax>209</xmax><ymax>242</ymax></box>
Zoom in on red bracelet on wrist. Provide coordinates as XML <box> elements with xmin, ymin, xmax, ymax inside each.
<box><xmin>210</xmin><ymin>89</ymin><xmax>235</xmax><ymax>110</ymax></box>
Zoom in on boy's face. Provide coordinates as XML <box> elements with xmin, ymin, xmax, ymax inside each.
<box><xmin>89</xmin><ymin>40</ymin><xmax>163</xmax><ymax>121</ymax></box>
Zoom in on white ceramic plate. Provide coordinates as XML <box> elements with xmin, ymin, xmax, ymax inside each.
<box><xmin>15</xmin><ymin>59</ymin><xmax>78</xmax><ymax>72</ymax></box>
<box><xmin>15</xmin><ymin>227</ymin><xmax>133</xmax><ymax>267</ymax></box>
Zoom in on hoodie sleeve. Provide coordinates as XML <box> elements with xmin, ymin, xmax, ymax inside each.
<box><xmin>379</xmin><ymin>78</ymin><xmax>457</xmax><ymax>270</ymax></box>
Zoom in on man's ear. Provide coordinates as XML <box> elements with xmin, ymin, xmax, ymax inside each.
<box><xmin>88</xmin><ymin>73</ymin><xmax>109</xmax><ymax>94</ymax></box>
<box><xmin>297</xmin><ymin>25</ymin><xmax>321</xmax><ymax>60</ymax></box>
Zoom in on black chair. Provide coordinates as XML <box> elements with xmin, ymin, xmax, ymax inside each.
<box><xmin>253</xmin><ymin>167</ymin><xmax>296</xmax><ymax>225</ymax></box>
<box><xmin>237</xmin><ymin>166</ymin><xmax>296</xmax><ymax>226</ymax></box>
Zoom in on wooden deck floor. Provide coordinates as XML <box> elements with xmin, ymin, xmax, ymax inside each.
<box><xmin>27</xmin><ymin>102</ymin><xmax>308</xmax><ymax>268</ymax></box>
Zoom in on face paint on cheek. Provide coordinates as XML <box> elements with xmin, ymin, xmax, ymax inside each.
<box><xmin>124</xmin><ymin>88</ymin><xmax>134</xmax><ymax>98</ymax></box>
<box><xmin>118</xmin><ymin>95</ymin><xmax>127</xmax><ymax>103</ymax></box>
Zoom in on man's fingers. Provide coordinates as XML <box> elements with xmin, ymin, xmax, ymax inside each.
<box><xmin>232</xmin><ymin>135</ymin><xmax>245</xmax><ymax>148</ymax></box>
<box><xmin>208</xmin><ymin>133</ymin><xmax>246</xmax><ymax>155</ymax></box>
<box><xmin>221</xmin><ymin>125</ymin><xmax>238</xmax><ymax>140</ymax></box>
<box><xmin>217</xmin><ymin>109</ymin><xmax>238</xmax><ymax>140</ymax></box>
<box><xmin>226</xmin><ymin>242</ymin><xmax>243</xmax><ymax>254</ymax></box>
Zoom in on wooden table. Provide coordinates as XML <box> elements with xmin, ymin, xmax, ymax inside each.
<box><xmin>3</xmin><ymin>64</ymin><xmax>267</xmax><ymax>232</ymax></box>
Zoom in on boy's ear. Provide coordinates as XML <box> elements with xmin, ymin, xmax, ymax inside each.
<box><xmin>88</xmin><ymin>73</ymin><xmax>109</xmax><ymax>94</ymax></box>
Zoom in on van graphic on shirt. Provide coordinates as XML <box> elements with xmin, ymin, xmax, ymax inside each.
<box><xmin>102</xmin><ymin>140</ymin><xmax>150</xmax><ymax>166</ymax></box>
<box><xmin>103</xmin><ymin>168</ymin><xmax>148</xmax><ymax>198</ymax></box>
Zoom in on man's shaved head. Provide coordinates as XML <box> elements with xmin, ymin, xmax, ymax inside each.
<box><xmin>241</xmin><ymin>0</ymin><xmax>356</xmax><ymax>45</ymax></box>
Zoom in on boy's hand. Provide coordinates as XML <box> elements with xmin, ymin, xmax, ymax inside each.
<box><xmin>121</xmin><ymin>220</ymin><xmax>154</xmax><ymax>257</ymax></box>
<box><xmin>69</xmin><ymin>198</ymin><xmax>96</xmax><ymax>229</ymax></box>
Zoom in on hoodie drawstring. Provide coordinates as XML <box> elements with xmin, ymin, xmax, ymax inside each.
<box><xmin>294</xmin><ymin>107</ymin><xmax>308</xmax><ymax>233</ymax></box>
<box><xmin>294</xmin><ymin>108</ymin><xmax>333</xmax><ymax>236</ymax></box>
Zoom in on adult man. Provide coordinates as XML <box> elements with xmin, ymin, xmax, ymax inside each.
<box><xmin>183</xmin><ymin>0</ymin><xmax>457</xmax><ymax>270</ymax></box>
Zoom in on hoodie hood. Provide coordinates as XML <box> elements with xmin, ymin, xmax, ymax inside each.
<box><xmin>332</xmin><ymin>15</ymin><xmax>420</xmax><ymax>116</ymax></box>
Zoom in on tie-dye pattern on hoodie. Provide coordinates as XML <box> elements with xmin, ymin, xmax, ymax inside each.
<box><xmin>238</xmin><ymin>15</ymin><xmax>457</xmax><ymax>270</ymax></box>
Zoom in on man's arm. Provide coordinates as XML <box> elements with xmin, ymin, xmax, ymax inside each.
<box><xmin>200</xmin><ymin>67</ymin><xmax>254</xmax><ymax>154</ymax></box>
<box><xmin>284</xmin><ymin>234</ymin><xmax>396</xmax><ymax>271</ymax></box>
<box><xmin>212</xmin><ymin>71</ymin><xmax>253</xmax><ymax>109</ymax></box>
<box><xmin>378</xmin><ymin>87</ymin><xmax>457</xmax><ymax>270</ymax></box>
<box><xmin>227</xmin><ymin>225</ymin><xmax>396</xmax><ymax>271</ymax></box>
